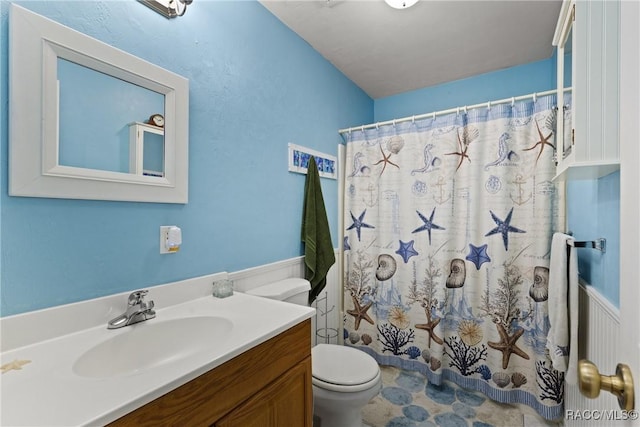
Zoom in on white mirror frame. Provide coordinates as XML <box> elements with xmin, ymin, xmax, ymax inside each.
<box><xmin>9</xmin><ymin>4</ymin><xmax>189</xmax><ymax>203</ymax></box>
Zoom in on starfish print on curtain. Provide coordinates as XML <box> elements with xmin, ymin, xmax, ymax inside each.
<box><xmin>373</xmin><ymin>143</ymin><xmax>400</xmax><ymax>176</ymax></box>
<box><xmin>445</xmin><ymin>128</ymin><xmax>471</xmax><ymax>172</ymax></box>
<box><xmin>396</xmin><ymin>240</ymin><xmax>419</xmax><ymax>263</ymax></box>
<box><xmin>347</xmin><ymin>209</ymin><xmax>375</xmax><ymax>241</ymax></box>
<box><xmin>488</xmin><ymin>324</ymin><xmax>530</xmax><ymax>369</ymax></box>
<box><xmin>415</xmin><ymin>312</ymin><xmax>443</xmax><ymax>348</ymax></box>
<box><xmin>485</xmin><ymin>208</ymin><xmax>526</xmax><ymax>251</ymax></box>
<box><xmin>445</xmin><ymin>125</ymin><xmax>480</xmax><ymax>172</ymax></box>
<box><xmin>466</xmin><ymin>243</ymin><xmax>491</xmax><ymax>270</ymax></box>
<box><xmin>347</xmin><ymin>296</ymin><xmax>374</xmax><ymax>330</ymax></box>
<box><xmin>412</xmin><ymin>208</ymin><xmax>445</xmax><ymax>245</ymax></box>
<box><xmin>523</xmin><ymin>120</ymin><xmax>555</xmax><ymax>165</ymax></box>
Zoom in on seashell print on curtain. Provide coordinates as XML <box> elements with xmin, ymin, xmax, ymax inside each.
<box><xmin>342</xmin><ymin>95</ymin><xmax>566</xmax><ymax>420</ymax></box>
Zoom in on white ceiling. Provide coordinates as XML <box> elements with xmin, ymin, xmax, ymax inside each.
<box><xmin>260</xmin><ymin>0</ymin><xmax>563</xmax><ymax>99</ymax></box>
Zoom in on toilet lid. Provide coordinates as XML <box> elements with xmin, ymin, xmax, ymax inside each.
<box><xmin>312</xmin><ymin>344</ymin><xmax>379</xmax><ymax>386</ymax></box>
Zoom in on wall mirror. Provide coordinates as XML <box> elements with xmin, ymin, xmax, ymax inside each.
<box><xmin>9</xmin><ymin>4</ymin><xmax>189</xmax><ymax>203</ymax></box>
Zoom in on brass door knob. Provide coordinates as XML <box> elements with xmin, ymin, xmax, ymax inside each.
<box><xmin>578</xmin><ymin>359</ymin><xmax>635</xmax><ymax>411</ymax></box>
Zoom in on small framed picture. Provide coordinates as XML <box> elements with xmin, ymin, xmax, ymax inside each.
<box><xmin>288</xmin><ymin>143</ymin><xmax>337</xmax><ymax>179</ymax></box>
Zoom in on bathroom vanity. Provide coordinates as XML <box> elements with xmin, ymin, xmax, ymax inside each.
<box><xmin>109</xmin><ymin>320</ymin><xmax>312</xmax><ymax>426</ymax></box>
<box><xmin>0</xmin><ymin>273</ymin><xmax>315</xmax><ymax>426</ymax></box>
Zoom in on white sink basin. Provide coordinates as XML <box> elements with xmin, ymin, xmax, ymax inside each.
<box><xmin>73</xmin><ymin>316</ymin><xmax>233</xmax><ymax>378</ymax></box>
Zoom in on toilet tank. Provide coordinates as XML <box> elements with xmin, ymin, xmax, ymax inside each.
<box><xmin>245</xmin><ymin>278</ymin><xmax>311</xmax><ymax>306</ymax></box>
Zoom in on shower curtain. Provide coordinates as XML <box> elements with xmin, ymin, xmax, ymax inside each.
<box><xmin>343</xmin><ymin>95</ymin><xmax>565</xmax><ymax>420</ymax></box>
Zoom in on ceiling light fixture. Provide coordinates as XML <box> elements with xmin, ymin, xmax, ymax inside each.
<box><xmin>139</xmin><ymin>0</ymin><xmax>193</xmax><ymax>18</ymax></box>
<box><xmin>384</xmin><ymin>0</ymin><xmax>418</xmax><ymax>9</ymax></box>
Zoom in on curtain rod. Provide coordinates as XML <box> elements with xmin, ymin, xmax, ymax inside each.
<box><xmin>338</xmin><ymin>88</ymin><xmax>568</xmax><ymax>135</ymax></box>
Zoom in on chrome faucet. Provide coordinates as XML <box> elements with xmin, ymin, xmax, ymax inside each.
<box><xmin>107</xmin><ymin>290</ymin><xmax>156</xmax><ymax>329</ymax></box>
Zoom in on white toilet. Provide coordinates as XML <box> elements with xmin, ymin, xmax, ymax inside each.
<box><xmin>246</xmin><ymin>278</ymin><xmax>382</xmax><ymax>427</ymax></box>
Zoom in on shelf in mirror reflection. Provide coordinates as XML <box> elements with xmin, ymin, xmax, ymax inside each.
<box><xmin>129</xmin><ymin>122</ymin><xmax>165</xmax><ymax>178</ymax></box>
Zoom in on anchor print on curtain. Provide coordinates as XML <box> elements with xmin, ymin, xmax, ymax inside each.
<box><xmin>342</xmin><ymin>95</ymin><xmax>566</xmax><ymax>420</ymax></box>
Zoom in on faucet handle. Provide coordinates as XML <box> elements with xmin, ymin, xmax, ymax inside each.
<box><xmin>128</xmin><ymin>290</ymin><xmax>149</xmax><ymax>306</ymax></box>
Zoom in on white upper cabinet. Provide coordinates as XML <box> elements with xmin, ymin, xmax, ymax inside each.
<box><xmin>553</xmin><ymin>0</ymin><xmax>620</xmax><ymax>180</ymax></box>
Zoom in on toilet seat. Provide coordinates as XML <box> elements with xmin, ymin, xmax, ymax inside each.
<box><xmin>312</xmin><ymin>344</ymin><xmax>381</xmax><ymax>392</ymax></box>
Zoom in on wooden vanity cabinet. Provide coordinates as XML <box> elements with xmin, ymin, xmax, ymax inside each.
<box><xmin>215</xmin><ymin>359</ymin><xmax>311</xmax><ymax>427</ymax></box>
<box><xmin>108</xmin><ymin>319</ymin><xmax>312</xmax><ymax>427</ymax></box>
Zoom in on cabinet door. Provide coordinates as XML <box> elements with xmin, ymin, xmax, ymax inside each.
<box><xmin>554</xmin><ymin>0</ymin><xmax>621</xmax><ymax>180</ymax></box>
<box><xmin>215</xmin><ymin>357</ymin><xmax>312</xmax><ymax>427</ymax></box>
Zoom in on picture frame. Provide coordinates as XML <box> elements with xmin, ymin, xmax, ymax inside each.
<box><xmin>288</xmin><ymin>143</ymin><xmax>337</xmax><ymax>180</ymax></box>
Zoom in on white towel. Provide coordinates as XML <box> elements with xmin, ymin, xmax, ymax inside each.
<box><xmin>546</xmin><ymin>232</ymin><xmax>579</xmax><ymax>384</ymax></box>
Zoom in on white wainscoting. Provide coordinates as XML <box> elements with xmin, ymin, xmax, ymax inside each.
<box><xmin>522</xmin><ymin>283</ymin><xmax>621</xmax><ymax>427</ymax></box>
<box><xmin>230</xmin><ymin>249</ymin><xmax>341</xmax><ymax>347</ymax></box>
<box><xmin>564</xmin><ymin>283</ymin><xmax>621</xmax><ymax>427</ymax></box>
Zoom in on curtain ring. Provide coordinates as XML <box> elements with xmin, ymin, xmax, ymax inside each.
<box><xmin>432</xmin><ymin>111</ymin><xmax>436</xmax><ymax>120</ymax></box>
<box><xmin>376</xmin><ymin>122</ymin><xmax>379</xmax><ymax>130</ymax></box>
<box><xmin>487</xmin><ymin>101</ymin><xmax>491</xmax><ymax>110</ymax></box>
<box><xmin>361</xmin><ymin>125</ymin><xmax>365</xmax><ymax>132</ymax></box>
<box><xmin>533</xmin><ymin>92</ymin><xmax>537</xmax><ymax>103</ymax></box>
<box><xmin>412</xmin><ymin>115</ymin><xmax>415</xmax><ymax>124</ymax></box>
<box><xmin>463</xmin><ymin>105</ymin><xmax>468</xmax><ymax>115</ymax></box>
<box><xmin>456</xmin><ymin>107</ymin><xmax>460</xmax><ymax>116</ymax></box>
<box><xmin>511</xmin><ymin>97</ymin><xmax>515</xmax><ymax>107</ymax></box>
<box><xmin>393</xmin><ymin>119</ymin><xmax>396</xmax><ymax>127</ymax></box>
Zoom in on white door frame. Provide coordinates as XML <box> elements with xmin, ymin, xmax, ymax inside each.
<box><xmin>618</xmin><ymin>0</ymin><xmax>639</xmax><ymax>423</ymax></box>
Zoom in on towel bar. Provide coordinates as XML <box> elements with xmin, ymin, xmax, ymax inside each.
<box><xmin>568</xmin><ymin>238</ymin><xmax>606</xmax><ymax>253</ymax></box>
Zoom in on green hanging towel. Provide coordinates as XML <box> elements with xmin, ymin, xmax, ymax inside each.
<box><xmin>302</xmin><ymin>156</ymin><xmax>336</xmax><ymax>304</ymax></box>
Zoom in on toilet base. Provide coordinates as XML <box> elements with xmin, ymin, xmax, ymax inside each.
<box><xmin>313</xmin><ymin>403</ymin><xmax>365</xmax><ymax>427</ymax></box>
<box><xmin>312</xmin><ymin>380</ymin><xmax>381</xmax><ymax>427</ymax></box>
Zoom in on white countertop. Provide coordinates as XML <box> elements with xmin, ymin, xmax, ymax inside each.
<box><xmin>0</xmin><ymin>279</ymin><xmax>314</xmax><ymax>426</ymax></box>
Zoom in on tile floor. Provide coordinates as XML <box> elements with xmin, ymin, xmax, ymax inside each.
<box><xmin>361</xmin><ymin>365</ymin><xmax>561</xmax><ymax>427</ymax></box>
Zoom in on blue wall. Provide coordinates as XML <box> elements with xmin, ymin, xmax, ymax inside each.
<box><xmin>0</xmin><ymin>1</ymin><xmax>372</xmax><ymax>316</ymax></box>
<box><xmin>374</xmin><ymin>58</ymin><xmax>556</xmax><ymax>122</ymax></box>
<box><xmin>566</xmin><ymin>172</ymin><xmax>620</xmax><ymax>306</ymax></box>
<box><xmin>373</xmin><ymin>58</ymin><xmax>620</xmax><ymax>308</ymax></box>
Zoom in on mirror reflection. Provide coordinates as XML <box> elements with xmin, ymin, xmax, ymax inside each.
<box><xmin>57</xmin><ymin>58</ymin><xmax>165</xmax><ymax>175</ymax></box>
